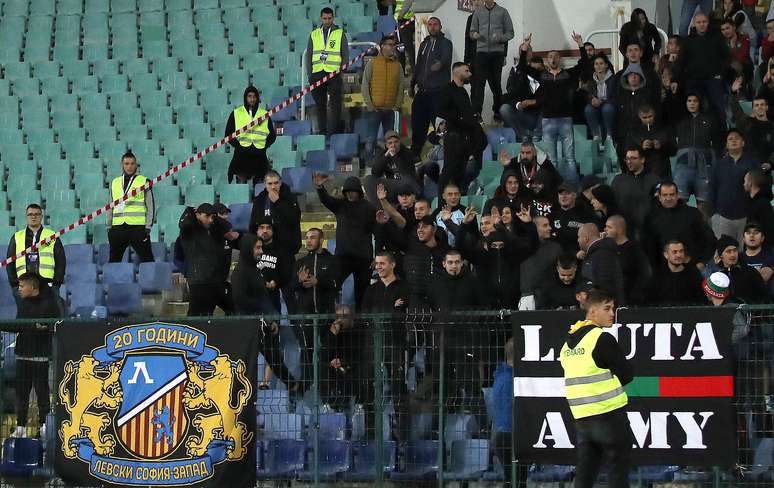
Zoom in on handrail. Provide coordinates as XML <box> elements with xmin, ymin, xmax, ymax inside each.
<box><xmin>299</xmin><ymin>41</ymin><xmax>379</xmax><ymax>122</ymax></box>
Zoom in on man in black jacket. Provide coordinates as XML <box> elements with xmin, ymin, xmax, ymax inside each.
<box><xmin>519</xmin><ymin>215</ymin><xmax>561</xmax><ymax>310</ymax></box>
<box><xmin>676</xmin><ymin>11</ymin><xmax>730</xmax><ymax>127</ymax></box>
<box><xmin>624</xmin><ymin>106</ymin><xmax>674</xmax><ymax>179</ymax></box>
<box><xmin>293</xmin><ymin>228</ymin><xmax>339</xmax><ymax>315</ymax></box>
<box><xmin>6</xmin><ymin>204</ymin><xmax>66</xmax><ymax>292</ymax></box>
<box><xmin>604</xmin><ymin>215</ymin><xmax>651</xmax><ymax>305</ymax></box>
<box><xmin>539</xmin><ymin>255</ymin><xmax>583</xmax><ymax>310</ymax></box>
<box><xmin>13</xmin><ymin>272</ymin><xmax>62</xmax><ymax>438</ymax></box>
<box><xmin>577</xmin><ymin>222</ymin><xmax>626</xmax><ymax>305</ymax></box>
<box><xmin>365</xmin><ymin>130</ymin><xmax>420</xmax><ymax>204</ymax></box>
<box><xmin>644</xmin><ymin>240</ymin><xmax>706</xmax><ymax>305</ymax></box>
<box><xmin>730</xmin><ymin>80</ymin><xmax>774</xmax><ymax>166</ymax></box>
<box><xmin>500</xmin><ymin>54</ymin><xmax>543</xmax><ymax>141</ymax></box>
<box><xmin>745</xmin><ymin>169</ymin><xmax>774</xmax><ymax>245</ymax></box>
<box><xmin>231</xmin><ymin>234</ymin><xmax>275</xmax><ymax>315</ymax></box>
<box><xmin>314</xmin><ymin>174</ymin><xmax>376</xmax><ymax>309</ymax></box>
<box><xmin>179</xmin><ymin>203</ymin><xmax>234</xmax><ymax>316</ymax></box>
<box><xmin>255</xmin><ymin>217</ymin><xmax>294</xmax><ymax>313</ymax></box>
<box><xmin>712</xmin><ymin>235</ymin><xmax>768</xmax><ymax>302</ymax></box>
<box><xmin>611</xmin><ymin>146</ymin><xmax>660</xmax><ymax>236</ymax></box>
<box><xmin>643</xmin><ymin>181</ymin><xmax>716</xmax><ymax>268</ymax></box>
<box><xmin>411</xmin><ymin>17</ymin><xmax>453</xmax><ymax>157</ymax></box>
<box><xmin>249</xmin><ymin>170</ymin><xmax>302</xmax><ymax>256</ymax></box>
<box><xmin>436</xmin><ymin>62</ymin><xmax>487</xmax><ymax>193</ymax></box>
<box><xmin>404</xmin><ymin>215</ymin><xmax>449</xmax><ymax>309</ymax></box>
<box><xmin>549</xmin><ymin>182</ymin><xmax>598</xmax><ymax>253</ymax></box>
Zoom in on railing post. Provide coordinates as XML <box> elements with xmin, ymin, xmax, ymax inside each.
<box><xmin>374</xmin><ymin>316</ymin><xmax>385</xmax><ymax>487</ymax></box>
<box><xmin>437</xmin><ymin>322</ymin><xmax>445</xmax><ymax>488</ymax></box>
<box><xmin>312</xmin><ymin>317</ymin><xmax>320</xmax><ymax>487</ymax></box>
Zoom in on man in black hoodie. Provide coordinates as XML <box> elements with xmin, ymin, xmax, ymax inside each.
<box><xmin>500</xmin><ymin>53</ymin><xmax>544</xmax><ymax>142</ymax></box>
<box><xmin>293</xmin><ymin>227</ymin><xmax>339</xmax><ymax>315</ymax></box>
<box><xmin>644</xmin><ymin>240</ymin><xmax>706</xmax><ymax>305</ymax></box>
<box><xmin>624</xmin><ymin>106</ymin><xmax>674</xmax><ymax>179</ymax></box>
<box><xmin>231</xmin><ymin>234</ymin><xmax>275</xmax><ymax>315</ymax></box>
<box><xmin>577</xmin><ymin>222</ymin><xmax>626</xmax><ymax>305</ymax></box>
<box><xmin>411</xmin><ymin>17</ymin><xmax>453</xmax><ymax>157</ymax></box>
<box><xmin>255</xmin><ymin>217</ymin><xmax>294</xmax><ymax>313</ymax></box>
<box><xmin>179</xmin><ymin>203</ymin><xmax>233</xmax><ymax>316</ymax></box>
<box><xmin>249</xmin><ymin>170</ymin><xmax>302</xmax><ymax>256</ymax></box>
<box><xmin>500</xmin><ymin>141</ymin><xmax>563</xmax><ymax>196</ymax></box>
<box><xmin>13</xmin><ymin>272</ymin><xmax>62</xmax><ymax>438</ymax></box>
<box><xmin>314</xmin><ymin>173</ymin><xmax>376</xmax><ymax>309</ymax></box>
<box><xmin>224</xmin><ymin>85</ymin><xmax>276</xmax><ymax>184</ymax></box>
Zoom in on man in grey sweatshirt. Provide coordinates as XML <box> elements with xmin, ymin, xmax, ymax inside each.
<box><xmin>469</xmin><ymin>0</ymin><xmax>514</xmax><ymax>119</ymax></box>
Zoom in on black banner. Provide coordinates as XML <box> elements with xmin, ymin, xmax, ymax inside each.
<box><xmin>55</xmin><ymin>320</ymin><xmax>259</xmax><ymax>487</ymax></box>
<box><xmin>512</xmin><ymin>308</ymin><xmax>737</xmax><ymax>466</ymax></box>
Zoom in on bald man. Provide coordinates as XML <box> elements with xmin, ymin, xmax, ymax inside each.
<box><xmin>577</xmin><ymin>222</ymin><xmax>626</xmax><ymax>305</ymax></box>
<box><xmin>605</xmin><ymin>216</ymin><xmax>650</xmax><ymax>304</ymax></box>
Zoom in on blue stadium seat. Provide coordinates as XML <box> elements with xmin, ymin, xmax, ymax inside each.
<box><xmin>305</xmin><ymin>149</ymin><xmax>335</xmax><ymax>172</ymax></box>
<box><xmin>138</xmin><ymin>262</ymin><xmax>172</xmax><ymax>293</ymax></box>
<box><xmin>281</xmin><ymin>167</ymin><xmax>314</xmax><ymax>194</ymax></box>
<box><xmin>64</xmin><ymin>244</ymin><xmax>94</xmax><ymax>264</ymax></box>
<box><xmin>256</xmin><ymin>388</ymin><xmax>289</xmax><ymax>414</ymax></box>
<box><xmin>65</xmin><ymin>263</ymin><xmax>98</xmax><ymax>284</ymax></box>
<box><xmin>0</xmin><ymin>438</ymin><xmax>42</xmax><ymax>477</ymax></box>
<box><xmin>228</xmin><ymin>203</ymin><xmax>251</xmax><ymax>233</ymax></box>
<box><xmin>528</xmin><ymin>465</ymin><xmax>575</xmax><ymax>482</ymax></box>
<box><xmin>377</xmin><ymin>15</ymin><xmax>397</xmax><ymax>37</ymax></box>
<box><xmin>257</xmin><ymin>439</ymin><xmax>305</xmax><ymax>479</ymax></box>
<box><xmin>330</xmin><ymin>133</ymin><xmax>358</xmax><ymax>160</ymax></box>
<box><xmin>298</xmin><ymin>440</ymin><xmax>352</xmax><ymax>480</ymax></box>
<box><xmin>102</xmin><ymin>262</ymin><xmax>134</xmax><ymax>284</ymax></box>
<box><xmin>282</xmin><ymin>120</ymin><xmax>312</xmax><ymax>138</ymax></box>
<box><xmin>263</xmin><ymin>413</ymin><xmax>304</xmax><ymax>440</ymax></box>
<box><xmin>318</xmin><ymin>413</ymin><xmax>346</xmax><ymax>440</ymax></box>
<box><xmin>105</xmin><ymin>283</ymin><xmax>142</xmax><ymax>315</ymax></box>
<box><xmin>446</xmin><ymin>439</ymin><xmax>489</xmax><ymax>480</ymax></box>
<box><xmin>97</xmin><ymin>243</ymin><xmax>129</xmax><ymax>266</ymax></box>
<box><xmin>68</xmin><ymin>283</ymin><xmax>103</xmax><ymax>315</ymax></box>
<box><xmin>345</xmin><ymin>440</ymin><xmax>396</xmax><ymax>481</ymax></box>
<box><xmin>444</xmin><ymin>414</ymin><xmax>479</xmax><ymax>444</ymax></box>
<box><xmin>390</xmin><ymin>441</ymin><xmax>440</xmax><ymax>480</ymax></box>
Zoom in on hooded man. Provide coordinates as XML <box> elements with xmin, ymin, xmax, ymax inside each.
<box><xmin>483</xmin><ymin>169</ymin><xmax>531</xmax><ymax>215</ymax></box>
<box><xmin>615</xmin><ymin>63</ymin><xmax>658</xmax><ymax>154</ymax></box>
<box><xmin>255</xmin><ymin>216</ymin><xmax>295</xmax><ymax>313</ymax></box>
<box><xmin>231</xmin><ymin>234</ymin><xmax>275</xmax><ymax>315</ymax></box>
<box><xmin>314</xmin><ymin>173</ymin><xmax>376</xmax><ymax>309</ymax></box>
<box><xmin>224</xmin><ymin>85</ymin><xmax>276</xmax><ymax>184</ymax></box>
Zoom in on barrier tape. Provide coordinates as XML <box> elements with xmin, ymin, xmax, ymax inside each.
<box><xmin>1</xmin><ymin>18</ymin><xmax>416</xmax><ymax>268</ymax></box>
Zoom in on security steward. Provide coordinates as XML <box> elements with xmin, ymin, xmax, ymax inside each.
<box><xmin>107</xmin><ymin>151</ymin><xmax>155</xmax><ymax>263</ymax></box>
<box><xmin>224</xmin><ymin>85</ymin><xmax>276</xmax><ymax>185</ymax></box>
<box><xmin>6</xmin><ymin>204</ymin><xmax>66</xmax><ymax>293</ymax></box>
<box><xmin>559</xmin><ymin>288</ymin><xmax>633</xmax><ymax>488</ymax></box>
<box><xmin>393</xmin><ymin>0</ymin><xmax>415</xmax><ymax>74</ymax></box>
<box><xmin>305</xmin><ymin>7</ymin><xmax>349</xmax><ymax>136</ymax></box>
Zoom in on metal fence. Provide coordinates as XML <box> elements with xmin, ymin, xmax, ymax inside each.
<box><xmin>0</xmin><ymin>308</ymin><xmax>773</xmax><ymax>486</ymax></box>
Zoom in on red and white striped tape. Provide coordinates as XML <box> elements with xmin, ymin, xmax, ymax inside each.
<box><xmin>1</xmin><ymin>18</ymin><xmax>416</xmax><ymax>268</ymax></box>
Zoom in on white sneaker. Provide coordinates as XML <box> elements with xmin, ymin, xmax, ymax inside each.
<box><xmin>12</xmin><ymin>426</ymin><xmax>26</xmax><ymax>438</ymax></box>
<box><xmin>39</xmin><ymin>423</ymin><xmax>46</xmax><ymax>439</ymax></box>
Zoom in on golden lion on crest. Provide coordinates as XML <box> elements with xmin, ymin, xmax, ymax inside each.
<box><xmin>183</xmin><ymin>355</ymin><xmax>253</xmax><ymax>460</ymax></box>
<box><xmin>58</xmin><ymin>356</ymin><xmax>123</xmax><ymax>459</ymax></box>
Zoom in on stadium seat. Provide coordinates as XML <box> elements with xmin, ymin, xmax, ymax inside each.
<box><xmin>390</xmin><ymin>441</ymin><xmax>440</xmax><ymax>480</ymax></box>
<box><xmin>65</xmin><ymin>262</ymin><xmax>98</xmax><ymax>284</ymax></box>
<box><xmin>298</xmin><ymin>440</ymin><xmax>353</xmax><ymax>480</ymax></box>
<box><xmin>138</xmin><ymin>262</ymin><xmax>173</xmax><ymax>293</ymax></box>
<box><xmin>64</xmin><ymin>244</ymin><xmax>94</xmax><ymax>265</ymax></box>
<box><xmin>330</xmin><ymin>133</ymin><xmax>358</xmax><ymax>159</ymax></box>
<box><xmin>446</xmin><ymin>439</ymin><xmax>489</xmax><ymax>480</ymax></box>
<box><xmin>344</xmin><ymin>440</ymin><xmax>396</xmax><ymax>481</ymax></box>
<box><xmin>263</xmin><ymin>413</ymin><xmax>305</xmax><ymax>440</ymax></box>
<box><xmin>256</xmin><ymin>388</ymin><xmax>289</xmax><ymax>414</ymax></box>
<box><xmin>0</xmin><ymin>438</ymin><xmax>43</xmax><ymax>477</ymax></box>
<box><xmin>218</xmin><ymin>184</ymin><xmax>250</xmax><ymax>206</ymax></box>
<box><xmin>304</xmin><ymin>149</ymin><xmax>335</xmax><ymax>172</ymax></box>
<box><xmin>228</xmin><ymin>202</ymin><xmax>251</xmax><ymax>233</ymax></box>
<box><xmin>106</xmin><ymin>282</ymin><xmax>142</xmax><ymax>315</ymax></box>
<box><xmin>282</xmin><ymin>120</ymin><xmax>312</xmax><ymax>138</ymax></box>
<box><xmin>257</xmin><ymin>439</ymin><xmax>305</xmax><ymax>478</ymax></box>
<box><xmin>318</xmin><ymin>413</ymin><xmax>347</xmax><ymax>440</ymax></box>
<box><xmin>68</xmin><ymin>282</ymin><xmax>103</xmax><ymax>315</ymax></box>
<box><xmin>102</xmin><ymin>262</ymin><xmax>134</xmax><ymax>284</ymax></box>
<box><xmin>281</xmin><ymin>167</ymin><xmax>314</xmax><ymax>194</ymax></box>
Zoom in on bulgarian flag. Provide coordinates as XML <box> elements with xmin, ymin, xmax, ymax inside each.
<box><xmin>514</xmin><ymin>375</ymin><xmax>734</xmax><ymax>398</ymax></box>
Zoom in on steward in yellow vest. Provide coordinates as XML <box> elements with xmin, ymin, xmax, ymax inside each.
<box><xmin>5</xmin><ymin>204</ymin><xmax>65</xmax><ymax>288</ymax></box>
<box><xmin>107</xmin><ymin>151</ymin><xmax>155</xmax><ymax>263</ymax></box>
<box><xmin>305</xmin><ymin>7</ymin><xmax>349</xmax><ymax>135</ymax></box>
<box><xmin>559</xmin><ymin>289</ymin><xmax>633</xmax><ymax>488</ymax></box>
<box><xmin>226</xmin><ymin>85</ymin><xmax>276</xmax><ymax>184</ymax></box>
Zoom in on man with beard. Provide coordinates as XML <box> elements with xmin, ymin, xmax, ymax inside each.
<box><xmin>404</xmin><ymin>215</ymin><xmax>448</xmax><ymax>309</ymax></box>
<box><xmin>255</xmin><ymin>217</ymin><xmax>294</xmax><ymax>313</ymax></box>
<box><xmin>436</xmin><ymin>62</ymin><xmax>486</xmax><ymax>193</ymax></box>
<box><xmin>499</xmin><ymin>141</ymin><xmax>563</xmax><ymax>196</ymax></box>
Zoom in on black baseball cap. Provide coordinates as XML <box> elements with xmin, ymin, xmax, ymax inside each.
<box><xmin>195</xmin><ymin>203</ymin><xmax>216</xmax><ymax>214</ymax></box>
<box><xmin>575</xmin><ymin>280</ymin><xmax>594</xmax><ymax>294</ymax></box>
<box><xmin>418</xmin><ymin>215</ymin><xmax>436</xmax><ymax>226</ymax></box>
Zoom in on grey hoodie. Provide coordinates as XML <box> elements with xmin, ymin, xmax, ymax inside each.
<box><xmin>469</xmin><ymin>3</ymin><xmax>514</xmax><ymax>54</ymax></box>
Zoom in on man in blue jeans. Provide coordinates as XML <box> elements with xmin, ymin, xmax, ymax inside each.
<box><xmin>679</xmin><ymin>0</ymin><xmax>714</xmax><ymax>37</ymax></box>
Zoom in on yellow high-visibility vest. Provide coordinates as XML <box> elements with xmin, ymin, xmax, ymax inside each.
<box><xmin>233</xmin><ymin>106</ymin><xmax>270</xmax><ymax>148</ymax></box>
<box><xmin>394</xmin><ymin>0</ymin><xmax>414</xmax><ymax>20</ymax></box>
<box><xmin>14</xmin><ymin>228</ymin><xmax>56</xmax><ymax>280</ymax></box>
<box><xmin>110</xmin><ymin>174</ymin><xmax>147</xmax><ymax>226</ymax></box>
<box><xmin>311</xmin><ymin>27</ymin><xmax>344</xmax><ymax>73</ymax></box>
<box><xmin>559</xmin><ymin>325</ymin><xmax>628</xmax><ymax>419</ymax></box>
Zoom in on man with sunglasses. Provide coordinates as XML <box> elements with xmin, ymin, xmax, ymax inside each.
<box><xmin>6</xmin><ymin>204</ymin><xmax>66</xmax><ymax>294</ymax></box>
